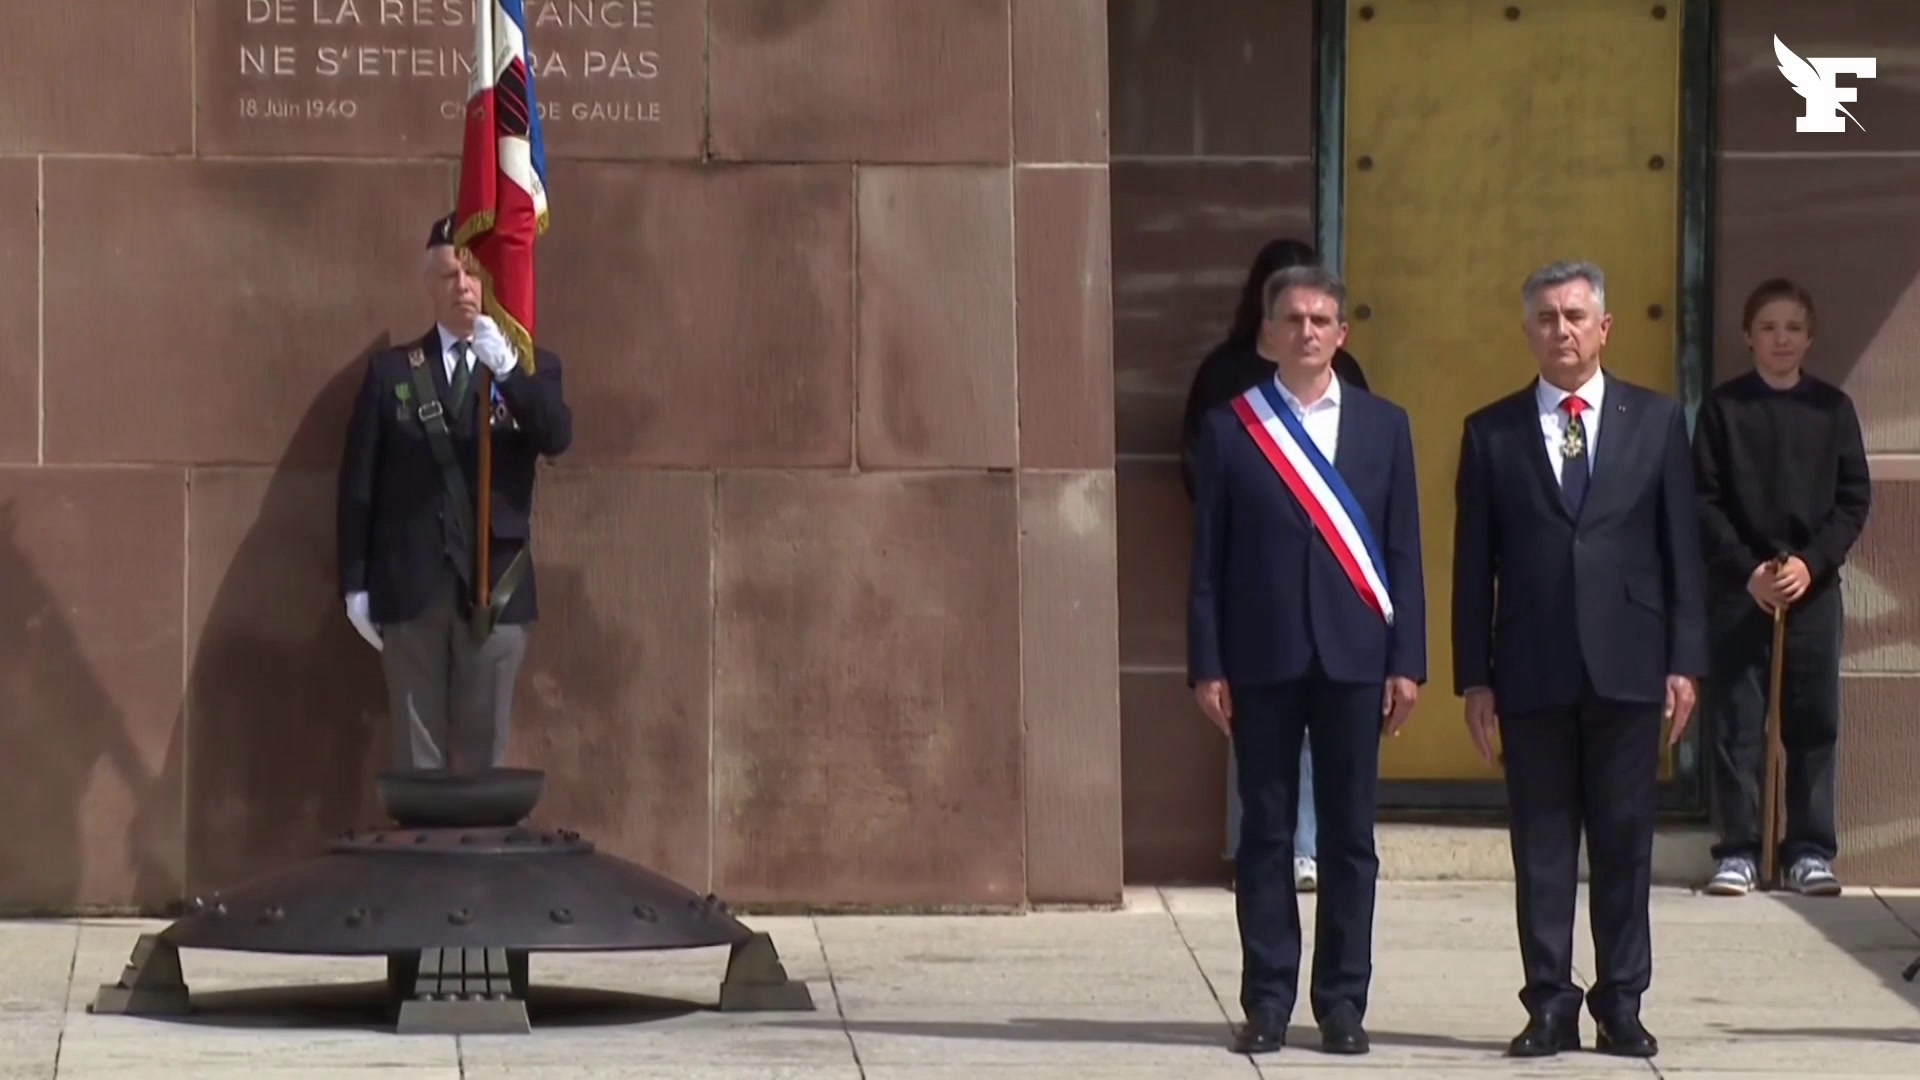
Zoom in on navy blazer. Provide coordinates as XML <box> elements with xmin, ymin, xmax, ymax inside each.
<box><xmin>1186</xmin><ymin>379</ymin><xmax>1427</xmax><ymax>688</ymax></box>
<box><xmin>337</xmin><ymin>328</ymin><xmax>573</xmax><ymax>627</ymax></box>
<box><xmin>1450</xmin><ymin>375</ymin><xmax>1708</xmax><ymax>716</ymax></box>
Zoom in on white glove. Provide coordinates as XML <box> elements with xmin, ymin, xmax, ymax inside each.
<box><xmin>345</xmin><ymin>591</ymin><xmax>383</xmax><ymax>651</ymax></box>
<box><xmin>470</xmin><ymin>315</ymin><xmax>517</xmax><ymax>380</ymax></box>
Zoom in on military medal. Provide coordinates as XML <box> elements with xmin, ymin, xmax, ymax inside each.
<box><xmin>490</xmin><ymin>384</ymin><xmax>519</xmax><ymax>431</ymax></box>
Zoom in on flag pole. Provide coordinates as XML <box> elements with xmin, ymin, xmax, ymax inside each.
<box><xmin>475</xmin><ymin>368</ymin><xmax>493</xmax><ymax>612</ymax></box>
<box><xmin>454</xmin><ymin>0</ymin><xmax>546</xmax><ymax>626</ymax></box>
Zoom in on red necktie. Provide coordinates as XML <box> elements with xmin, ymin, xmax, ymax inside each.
<box><xmin>1559</xmin><ymin>396</ymin><xmax>1589</xmax><ymax>515</ymax></box>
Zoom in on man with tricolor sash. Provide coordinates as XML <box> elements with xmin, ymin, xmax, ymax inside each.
<box><xmin>1186</xmin><ymin>263</ymin><xmax>1427</xmax><ymax>1057</ymax></box>
<box><xmin>335</xmin><ymin>0</ymin><xmax>571</xmax><ymax>774</ymax></box>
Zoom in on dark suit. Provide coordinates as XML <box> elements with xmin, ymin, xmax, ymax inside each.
<box><xmin>1188</xmin><ymin>376</ymin><xmax>1425</xmax><ymax>1027</ymax></box>
<box><xmin>1451</xmin><ymin>373</ymin><xmax>1705</xmax><ymax>1024</ymax></box>
<box><xmin>1182</xmin><ymin>347</ymin><xmax>1371</xmax><ymax>862</ymax></box>
<box><xmin>337</xmin><ymin>326</ymin><xmax>573</xmax><ymax>768</ymax></box>
<box><xmin>338</xmin><ymin>328</ymin><xmax>572</xmax><ymax>624</ymax></box>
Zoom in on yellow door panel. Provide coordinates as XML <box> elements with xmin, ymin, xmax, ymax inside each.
<box><xmin>1340</xmin><ymin>0</ymin><xmax>1682</xmax><ymax>781</ymax></box>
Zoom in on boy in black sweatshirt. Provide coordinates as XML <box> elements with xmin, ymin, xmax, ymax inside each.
<box><xmin>1693</xmin><ymin>278</ymin><xmax>1872</xmax><ymax>897</ymax></box>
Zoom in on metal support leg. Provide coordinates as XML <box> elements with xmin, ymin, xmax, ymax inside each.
<box><xmin>718</xmin><ymin>931</ymin><xmax>815</xmax><ymax>1012</ymax></box>
<box><xmin>89</xmin><ymin>933</ymin><xmax>192</xmax><ymax>1016</ymax></box>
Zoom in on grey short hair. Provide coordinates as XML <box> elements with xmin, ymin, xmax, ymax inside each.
<box><xmin>1521</xmin><ymin>260</ymin><xmax>1606</xmax><ymax>315</ymax></box>
<box><xmin>1263</xmin><ymin>264</ymin><xmax>1347</xmax><ymax>320</ymax></box>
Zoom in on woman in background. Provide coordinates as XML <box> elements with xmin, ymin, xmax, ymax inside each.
<box><xmin>1179</xmin><ymin>238</ymin><xmax>1369</xmax><ymax>892</ymax></box>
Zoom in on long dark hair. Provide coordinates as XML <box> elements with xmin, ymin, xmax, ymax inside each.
<box><xmin>1224</xmin><ymin>238</ymin><xmax>1319</xmax><ymax>346</ymax></box>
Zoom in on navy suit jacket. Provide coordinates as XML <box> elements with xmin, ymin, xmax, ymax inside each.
<box><xmin>1450</xmin><ymin>375</ymin><xmax>1708</xmax><ymax>716</ymax></box>
<box><xmin>337</xmin><ymin>328</ymin><xmax>573</xmax><ymax>626</ymax></box>
<box><xmin>1186</xmin><ymin>380</ymin><xmax>1427</xmax><ymax>688</ymax></box>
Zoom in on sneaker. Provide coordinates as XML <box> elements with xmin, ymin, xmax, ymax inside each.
<box><xmin>1705</xmin><ymin>856</ymin><xmax>1756</xmax><ymax>896</ymax></box>
<box><xmin>1294</xmin><ymin>856</ymin><xmax>1318</xmax><ymax>892</ymax></box>
<box><xmin>1788</xmin><ymin>856</ymin><xmax>1842</xmax><ymax>896</ymax></box>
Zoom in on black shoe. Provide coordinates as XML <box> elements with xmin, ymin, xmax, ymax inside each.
<box><xmin>1232</xmin><ymin>1010</ymin><xmax>1285</xmax><ymax>1055</ymax></box>
<box><xmin>1317</xmin><ymin>1008</ymin><xmax>1369</xmax><ymax>1055</ymax></box>
<box><xmin>1507</xmin><ymin>1013</ymin><xmax>1581</xmax><ymax>1057</ymax></box>
<box><xmin>1595</xmin><ymin>1014</ymin><xmax>1658</xmax><ymax>1057</ymax></box>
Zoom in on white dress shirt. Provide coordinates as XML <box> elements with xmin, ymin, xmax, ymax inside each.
<box><xmin>1535</xmin><ymin>368</ymin><xmax>1605</xmax><ymax>482</ymax></box>
<box><xmin>1273</xmin><ymin>372</ymin><xmax>1342</xmax><ymax>462</ymax></box>
<box><xmin>437</xmin><ymin>324</ymin><xmax>475</xmax><ymax>383</ymax></box>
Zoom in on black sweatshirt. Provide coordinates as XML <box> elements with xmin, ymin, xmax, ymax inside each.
<box><xmin>1692</xmin><ymin>370</ymin><xmax>1872</xmax><ymax>594</ymax></box>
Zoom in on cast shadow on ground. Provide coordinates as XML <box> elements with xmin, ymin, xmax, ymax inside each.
<box><xmin>1718</xmin><ymin>1024</ymin><xmax>1920</xmax><ymax>1045</ymax></box>
<box><xmin>767</xmin><ymin>1017</ymin><xmax>1505</xmax><ymax>1053</ymax></box>
<box><xmin>138</xmin><ymin>980</ymin><xmax>703</xmax><ymax>1033</ymax></box>
<box><xmin>1749</xmin><ymin>889</ymin><xmax>1920</xmax><ymax>1019</ymax></box>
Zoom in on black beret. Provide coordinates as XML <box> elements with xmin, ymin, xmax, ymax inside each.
<box><xmin>426</xmin><ymin>212</ymin><xmax>456</xmax><ymax>249</ymax></box>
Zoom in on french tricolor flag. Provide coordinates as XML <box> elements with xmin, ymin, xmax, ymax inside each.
<box><xmin>454</xmin><ymin>0</ymin><xmax>549</xmax><ymax>376</ymax></box>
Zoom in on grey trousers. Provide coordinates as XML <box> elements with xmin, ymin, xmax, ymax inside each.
<box><xmin>379</xmin><ymin>602</ymin><xmax>529</xmax><ymax>772</ymax></box>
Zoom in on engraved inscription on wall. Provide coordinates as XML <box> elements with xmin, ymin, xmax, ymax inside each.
<box><xmin>199</xmin><ymin>0</ymin><xmax>706</xmax><ymax>159</ymax></box>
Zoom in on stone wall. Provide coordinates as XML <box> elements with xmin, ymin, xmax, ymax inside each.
<box><xmin>0</xmin><ymin>0</ymin><xmax>1121</xmax><ymax>912</ymax></box>
<box><xmin>1109</xmin><ymin>0</ymin><xmax>1319</xmax><ymax>882</ymax></box>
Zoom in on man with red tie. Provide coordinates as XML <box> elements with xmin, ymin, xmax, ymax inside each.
<box><xmin>1451</xmin><ymin>260</ymin><xmax>1707</xmax><ymax>1060</ymax></box>
<box><xmin>1187</xmin><ymin>263</ymin><xmax>1426</xmax><ymax>1057</ymax></box>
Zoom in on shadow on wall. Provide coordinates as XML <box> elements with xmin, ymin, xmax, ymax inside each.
<box><xmin>0</xmin><ymin>502</ymin><xmax>181</xmax><ymax>913</ymax></box>
<box><xmin>180</xmin><ymin>337</ymin><xmax>393</xmax><ymax>900</ymax></box>
<box><xmin>181</xmin><ymin>335</ymin><xmax>633</xmax><ymax>901</ymax></box>
<box><xmin>502</xmin><ymin>559</ymin><xmax>648</xmax><ymax>834</ymax></box>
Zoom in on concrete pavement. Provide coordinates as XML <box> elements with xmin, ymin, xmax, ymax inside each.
<box><xmin>5</xmin><ymin>882</ymin><xmax>1920</xmax><ymax>1078</ymax></box>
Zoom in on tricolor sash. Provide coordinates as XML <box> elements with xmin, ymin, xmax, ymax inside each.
<box><xmin>1230</xmin><ymin>380</ymin><xmax>1394</xmax><ymax>625</ymax></box>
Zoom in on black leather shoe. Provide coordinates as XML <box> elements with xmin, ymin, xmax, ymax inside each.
<box><xmin>1507</xmin><ymin>1013</ymin><xmax>1581</xmax><ymax>1057</ymax></box>
<box><xmin>1232</xmin><ymin>1011</ymin><xmax>1285</xmax><ymax>1055</ymax></box>
<box><xmin>1595</xmin><ymin>1014</ymin><xmax>1658</xmax><ymax>1057</ymax></box>
<box><xmin>1318</xmin><ymin>1008</ymin><xmax>1369</xmax><ymax>1055</ymax></box>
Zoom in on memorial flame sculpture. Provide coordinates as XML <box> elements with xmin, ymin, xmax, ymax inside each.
<box><xmin>89</xmin><ymin>768</ymin><xmax>814</xmax><ymax>1033</ymax></box>
<box><xmin>88</xmin><ymin>4</ymin><xmax>809</xmax><ymax>1036</ymax></box>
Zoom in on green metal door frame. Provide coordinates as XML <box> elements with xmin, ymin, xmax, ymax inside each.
<box><xmin>1310</xmin><ymin>0</ymin><xmax>1720</xmax><ymax>819</ymax></box>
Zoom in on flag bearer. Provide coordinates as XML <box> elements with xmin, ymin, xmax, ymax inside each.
<box><xmin>335</xmin><ymin>215</ymin><xmax>573</xmax><ymax>772</ymax></box>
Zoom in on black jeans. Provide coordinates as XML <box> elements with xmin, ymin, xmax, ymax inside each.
<box><xmin>1705</xmin><ymin>582</ymin><xmax>1843</xmax><ymax>866</ymax></box>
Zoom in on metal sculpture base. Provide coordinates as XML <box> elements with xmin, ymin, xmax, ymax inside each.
<box><xmin>89</xmin><ymin>768</ymin><xmax>814</xmax><ymax>1033</ymax></box>
<box><xmin>393</xmin><ymin>947</ymin><xmax>530</xmax><ymax>1034</ymax></box>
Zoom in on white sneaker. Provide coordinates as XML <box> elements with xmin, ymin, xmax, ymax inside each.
<box><xmin>1705</xmin><ymin>856</ymin><xmax>1756</xmax><ymax>896</ymax></box>
<box><xmin>1294</xmin><ymin>856</ymin><xmax>1318</xmax><ymax>892</ymax></box>
<box><xmin>1788</xmin><ymin>856</ymin><xmax>1842</xmax><ymax>896</ymax></box>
